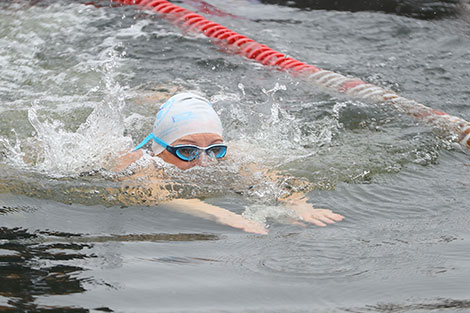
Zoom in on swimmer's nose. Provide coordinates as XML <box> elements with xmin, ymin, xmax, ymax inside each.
<box><xmin>196</xmin><ymin>152</ymin><xmax>215</xmax><ymax>167</ymax></box>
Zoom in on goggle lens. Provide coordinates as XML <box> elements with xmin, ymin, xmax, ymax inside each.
<box><xmin>207</xmin><ymin>145</ymin><xmax>227</xmax><ymax>158</ymax></box>
<box><xmin>176</xmin><ymin>147</ymin><xmax>200</xmax><ymax>160</ymax></box>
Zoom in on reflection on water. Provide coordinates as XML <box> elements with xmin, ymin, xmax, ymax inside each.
<box><xmin>356</xmin><ymin>298</ymin><xmax>470</xmax><ymax>312</ymax></box>
<box><xmin>0</xmin><ymin>225</ymin><xmax>217</xmax><ymax>311</ymax></box>
<box><xmin>0</xmin><ymin>227</ymin><xmax>88</xmax><ymax>311</ymax></box>
<box><xmin>1</xmin><ymin>0</ymin><xmax>470</xmax><ymax>312</ymax></box>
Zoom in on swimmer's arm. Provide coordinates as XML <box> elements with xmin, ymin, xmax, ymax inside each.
<box><xmin>108</xmin><ymin>150</ymin><xmax>143</xmax><ymax>172</ymax></box>
<box><xmin>279</xmin><ymin>192</ymin><xmax>344</xmax><ymax>227</ymax></box>
<box><xmin>165</xmin><ymin>199</ymin><xmax>268</xmax><ymax>234</ymax></box>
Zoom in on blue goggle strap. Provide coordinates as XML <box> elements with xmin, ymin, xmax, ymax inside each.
<box><xmin>133</xmin><ymin>133</ymin><xmax>169</xmax><ymax>151</ymax></box>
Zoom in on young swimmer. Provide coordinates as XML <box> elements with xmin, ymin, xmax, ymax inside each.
<box><xmin>113</xmin><ymin>92</ymin><xmax>344</xmax><ymax>234</ymax></box>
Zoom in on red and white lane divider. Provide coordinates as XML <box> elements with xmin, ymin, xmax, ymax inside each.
<box><xmin>111</xmin><ymin>0</ymin><xmax>470</xmax><ymax>149</ymax></box>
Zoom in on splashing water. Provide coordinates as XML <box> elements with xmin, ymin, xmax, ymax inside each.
<box><xmin>0</xmin><ymin>1</ymin><xmax>450</xmax><ymax>207</ymax></box>
<box><xmin>1</xmin><ymin>48</ymin><xmax>134</xmax><ymax>177</ymax></box>
<box><xmin>0</xmin><ymin>130</ymin><xmax>27</xmax><ymax>169</ymax></box>
<box><xmin>214</xmin><ymin>82</ymin><xmax>343</xmax><ymax>171</ymax></box>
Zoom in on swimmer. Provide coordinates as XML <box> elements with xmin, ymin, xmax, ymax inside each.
<box><xmin>112</xmin><ymin>92</ymin><xmax>344</xmax><ymax>234</ymax></box>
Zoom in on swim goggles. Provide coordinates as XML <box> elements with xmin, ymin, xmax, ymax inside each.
<box><xmin>134</xmin><ymin>133</ymin><xmax>227</xmax><ymax>162</ymax></box>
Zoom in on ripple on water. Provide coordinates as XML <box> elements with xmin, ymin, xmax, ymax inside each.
<box><xmin>143</xmin><ymin>256</ymin><xmax>221</xmax><ymax>265</ymax></box>
<box><xmin>307</xmin><ymin>159</ymin><xmax>464</xmax><ymax>225</ymax></box>
<box><xmin>0</xmin><ymin>227</ymin><xmax>90</xmax><ymax>309</ymax></box>
<box><xmin>235</xmin><ymin>157</ymin><xmax>470</xmax><ymax>283</ymax></box>
<box><xmin>232</xmin><ymin>231</ymin><xmax>364</xmax><ymax>280</ymax></box>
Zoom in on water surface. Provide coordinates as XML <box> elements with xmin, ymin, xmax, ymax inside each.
<box><xmin>1</xmin><ymin>0</ymin><xmax>470</xmax><ymax>312</ymax></box>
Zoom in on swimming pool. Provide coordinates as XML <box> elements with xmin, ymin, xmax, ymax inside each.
<box><xmin>1</xmin><ymin>0</ymin><xmax>470</xmax><ymax>312</ymax></box>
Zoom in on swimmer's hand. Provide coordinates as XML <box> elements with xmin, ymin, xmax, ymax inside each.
<box><xmin>282</xmin><ymin>194</ymin><xmax>344</xmax><ymax>227</ymax></box>
<box><xmin>108</xmin><ymin>150</ymin><xmax>143</xmax><ymax>172</ymax></box>
<box><xmin>167</xmin><ymin>199</ymin><xmax>268</xmax><ymax>234</ymax></box>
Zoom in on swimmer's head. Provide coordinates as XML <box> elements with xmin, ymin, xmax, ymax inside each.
<box><xmin>151</xmin><ymin>92</ymin><xmax>223</xmax><ymax>155</ymax></box>
<box><xmin>134</xmin><ymin>92</ymin><xmax>226</xmax><ymax>170</ymax></box>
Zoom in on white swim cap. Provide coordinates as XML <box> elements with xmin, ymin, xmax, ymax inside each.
<box><xmin>151</xmin><ymin>93</ymin><xmax>224</xmax><ymax>155</ymax></box>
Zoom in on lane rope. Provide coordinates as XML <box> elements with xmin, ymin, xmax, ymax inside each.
<box><xmin>111</xmin><ymin>0</ymin><xmax>470</xmax><ymax>149</ymax></box>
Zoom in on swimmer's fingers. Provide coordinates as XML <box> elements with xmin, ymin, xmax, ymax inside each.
<box><xmin>316</xmin><ymin>211</ymin><xmax>344</xmax><ymax>222</ymax></box>
<box><xmin>305</xmin><ymin>218</ymin><xmax>327</xmax><ymax>227</ymax></box>
<box><xmin>291</xmin><ymin>220</ymin><xmax>307</xmax><ymax>227</ymax></box>
<box><xmin>313</xmin><ymin>209</ymin><xmax>344</xmax><ymax>223</ymax></box>
<box><xmin>299</xmin><ymin>209</ymin><xmax>344</xmax><ymax>227</ymax></box>
<box><xmin>282</xmin><ymin>196</ymin><xmax>344</xmax><ymax>227</ymax></box>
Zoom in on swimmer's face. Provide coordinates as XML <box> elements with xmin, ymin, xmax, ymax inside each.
<box><xmin>157</xmin><ymin>133</ymin><xmax>224</xmax><ymax>170</ymax></box>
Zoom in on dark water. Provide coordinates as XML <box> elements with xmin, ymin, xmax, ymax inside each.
<box><xmin>1</xmin><ymin>0</ymin><xmax>470</xmax><ymax>312</ymax></box>
<box><xmin>258</xmin><ymin>0</ymin><xmax>467</xmax><ymax>19</ymax></box>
